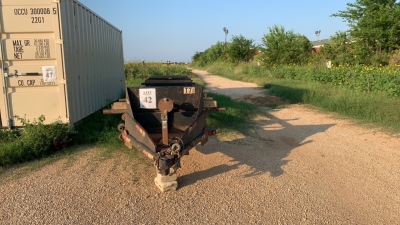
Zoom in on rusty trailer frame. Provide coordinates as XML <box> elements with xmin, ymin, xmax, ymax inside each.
<box><xmin>104</xmin><ymin>76</ymin><xmax>225</xmax><ymax>191</ymax></box>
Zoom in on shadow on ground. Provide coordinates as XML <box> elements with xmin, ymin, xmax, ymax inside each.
<box><xmin>179</xmin><ymin>88</ymin><xmax>335</xmax><ymax>187</ymax></box>
<box><xmin>180</xmin><ymin>112</ymin><xmax>334</xmax><ymax>186</ymax></box>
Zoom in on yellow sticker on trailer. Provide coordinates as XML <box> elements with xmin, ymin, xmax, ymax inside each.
<box><xmin>183</xmin><ymin>87</ymin><xmax>195</xmax><ymax>94</ymax></box>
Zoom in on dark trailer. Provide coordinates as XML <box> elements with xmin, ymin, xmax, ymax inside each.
<box><xmin>104</xmin><ymin>76</ymin><xmax>224</xmax><ymax>191</ymax></box>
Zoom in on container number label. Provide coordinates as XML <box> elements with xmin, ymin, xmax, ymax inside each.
<box><xmin>184</xmin><ymin>87</ymin><xmax>195</xmax><ymax>94</ymax></box>
<box><xmin>31</xmin><ymin>17</ymin><xmax>45</xmax><ymax>23</ymax></box>
<box><xmin>139</xmin><ymin>88</ymin><xmax>156</xmax><ymax>109</ymax></box>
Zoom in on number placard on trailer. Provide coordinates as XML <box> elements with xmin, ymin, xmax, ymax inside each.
<box><xmin>139</xmin><ymin>88</ymin><xmax>156</xmax><ymax>109</ymax></box>
<box><xmin>183</xmin><ymin>87</ymin><xmax>195</xmax><ymax>94</ymax></box>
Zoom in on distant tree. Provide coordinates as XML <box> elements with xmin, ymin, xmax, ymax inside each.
<box><xmin>331</xmin><ymin>0</ymin><xmax>400</xmax><ymax>61</ymax></box>
<box><xmin>226</xmin><ymin>35</ymin><xmax>257</xmax><ymax>63</ymax></box>
<box><xmin>261</xmin><ymin>25</ymin><xmax>312</xmax><ymax>66</ymax></box>
<box><xmin>192</xmin><ymin>42</ymin><xmax>225</xmax><ymax>66</ymax></box>
<box><xmin>192</xmin><ymin>51</ymin><xmax>203</xmax><ymax>62</ymax></box>
<box><xmin>206</xmin><ymin>41</ymin><xmax>225</xmax><ymax>63</ymax></box>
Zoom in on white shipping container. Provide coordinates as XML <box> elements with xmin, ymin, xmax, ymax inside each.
<box><xmin>0</xmin><ymin>0</ymin><xmax>125</xmax><ymax>128</ymax></box>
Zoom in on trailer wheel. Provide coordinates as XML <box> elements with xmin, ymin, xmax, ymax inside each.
<box><xmin>117</xmin><ymin>123</ymin><xmax>125</xmax><ymax>132</ymax></box>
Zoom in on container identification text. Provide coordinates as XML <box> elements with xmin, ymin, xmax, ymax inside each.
<box><xmin>13</xmin><ymin>7</ymin><xmax>57</xmax><ymax>23</ymax></box>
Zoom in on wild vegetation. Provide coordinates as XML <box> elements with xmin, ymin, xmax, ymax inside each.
<box><xmin>124</xmin><ymin>61</ymin><xmax>191</xmax><ymax>86</ymax></box>
<box><xmin>191</xmin><ymin>0</ymin><xmax>400</xmax><ymax>132</ymax></box>
<box><xmin>0</xmin><ymin>116</ymin><xmax>76</xmax><ymax>166</ymax></box>
<box><xmin>193</xmin><ymin>0</ymin><xmax>400</xmax><ymax>67</ymax></box>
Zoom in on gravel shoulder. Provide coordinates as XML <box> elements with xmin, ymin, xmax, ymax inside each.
<box><xmin>1</xmin><ymin>69</ymin><xmax>400</xmax><ymax>224</ymax></box>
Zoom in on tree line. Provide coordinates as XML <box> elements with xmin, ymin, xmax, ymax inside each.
<box><xmin>192</xmin><ymin>0</ymin><xmax>400</xmax><ymax>67</ymax></box>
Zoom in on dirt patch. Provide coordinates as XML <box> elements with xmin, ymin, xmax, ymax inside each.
<box><xmin>241</xmin><ymin>94</ymin><xmax>290</xmax><ymax>107</ymax></box>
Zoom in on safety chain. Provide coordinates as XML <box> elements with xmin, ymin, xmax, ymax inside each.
<box><xmin>154</xmin><ymin>148</ymin><xmax>181</xmax><ymax>170</ymax></box>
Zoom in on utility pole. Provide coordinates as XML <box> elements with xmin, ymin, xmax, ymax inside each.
<box><xmin>315</xmin><ymin>30</ymin><xmax>321</xmax><ymax>41</ymax></box>
<box><xmin>223</xmin><ymin>27</ymin><xmax>229</xmax><ymax>51</ymax></box>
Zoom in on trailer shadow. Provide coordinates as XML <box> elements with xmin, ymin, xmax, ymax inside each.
<box><xmin>178</xmin><ymin>163</ymin><xmax>239</xmax><ymax>187</ymax></box>
<box><xmin>176</xmin><ymin>73</ymin><xmax>336</xmax><ymax>187</ymax></box>
<box><xmin>179</xmin><ymin>107</ymin><xmax>335</xmax><ymax>186</ymax></box>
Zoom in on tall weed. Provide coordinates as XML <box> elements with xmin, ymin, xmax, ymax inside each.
<box><xmin>0</xmin><ymin>116</ymin><xmax>75</xmax><ymax>166</ymax></box>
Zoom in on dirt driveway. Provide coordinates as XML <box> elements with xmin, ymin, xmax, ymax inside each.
<box><xmin>1</xmin><ymin>69</ymin><xmax>400</xmax><ymax>224</ymax></box>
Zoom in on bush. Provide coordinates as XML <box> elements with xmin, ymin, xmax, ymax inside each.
<box><xmin>389</xmin><ymin>50</ymin><xmax>400</xmax><ymax>66</ymax></box>
<box><xmin>124</xmin><ymin>61</ymin><xmax>191</xmax><ymax>86</ymax></box>
<box><xmin>204</xmin><ymin>62</ymin><xmax>400</xmax><ymax>97</ymax></box>
<box><xmin>0</xmin><ymin>115</ymin><xmax>75</xmax><ymax>166</ymax></box>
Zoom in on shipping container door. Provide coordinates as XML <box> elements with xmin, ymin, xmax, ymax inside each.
<box><xmin>0</xmin><ymin>0</ymin><xmax>68</xmax><ymax>128</ymax></box>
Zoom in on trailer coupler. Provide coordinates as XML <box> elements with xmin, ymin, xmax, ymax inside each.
<box><xmin>153</xmin><ymin>129</ymin><xmax>216</xmax><ymax>191</ymax></box>
<box><xmin>154</xmin><ymin>148</ymin><xmax>181</xmax><ymax>191</ymax></box>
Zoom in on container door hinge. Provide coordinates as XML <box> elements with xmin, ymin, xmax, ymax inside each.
<box><xmin>56</xmin><ymin>39</ymin><xmax>63</xmax><ymax>45</ymax></box>
<box><xmin>58</xmin><ymin>80</ymin><xmax>66</xmax><ymax>84</ymax></box>
<box><xmin>53</xmin><ymin>0</ymin><xmax>60</xmax><ymax>3</ymax></box>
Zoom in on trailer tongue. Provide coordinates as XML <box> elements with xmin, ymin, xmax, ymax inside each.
<box><xmin>104</xmin><ymin>76</ymin><xmax>224</xmax><ymax>191</ymax></box>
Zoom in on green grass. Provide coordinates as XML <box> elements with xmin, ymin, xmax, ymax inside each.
<box><xmin>268</xmin><ymin>79</ymin><xmax>400</xmax><ymax>131</ymax></box>
<box><xmin>200</xmin><ymin>62</ymin><xmax>400</xmax><ymax>133</ymax></box>
<box><xmin>204</xmin><ymin>62</ymin><xmax>271</xmax><ymax>87</ymax></box>
<box><xmin>206</xmin><ymin>93</ymin><xmax>260</xmax><ymax>137</ymax></box>
<box><xmin>204</xmin><ymin>62</ymin><xmax>400</xmax><ymax>97</ymax></box>
<box><xmin>0</xmin><ymin>109</ymin><xmax>126</xmax><ymax>171</ymax></box>
<box><xmin>125</xmin><ymin>61</ymin><xmax>192</xmax><ymax>87</ymax></box>
<box><xmin>0</xmin><ymin>116</ymin><xmax>76</xmax><ymax>166</ymax></box>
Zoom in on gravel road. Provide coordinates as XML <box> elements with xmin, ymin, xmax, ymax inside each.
<box><xmin>1</xmin><ymin>69</ymin><xmax>400</xmax><ymax>224</ymax></box>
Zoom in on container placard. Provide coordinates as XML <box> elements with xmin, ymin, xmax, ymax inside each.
<box><xmin>42</xmin><ymin>66</ymin><xmax>57</xmax><ymax>82</ymax></box>
<box><xmin>139</xmin><ymin>88</ymin><xmax>156</xmax><ymax>109</ymax></box>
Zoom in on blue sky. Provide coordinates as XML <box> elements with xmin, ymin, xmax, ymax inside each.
<box><xmin>79</xmin><ymin>0</ymin><xmax>350</xmax><ymax>62</ymax></box>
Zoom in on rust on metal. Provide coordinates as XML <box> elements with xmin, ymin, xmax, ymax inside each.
<box><xmin>111</xmin><ymin>102</ymin><xmax>127</xmax><ymax>110</ymax></box>
<box><xmin>158</xmin><ymin>98</ymin><xmax>174</xmax><ymax>112</ymax></box>
<box><xmin>158</xmin><ymin>98</ymin><xmax>174</xmax><ymax>146</ymax></box>
<box><xmin>103</xmin><ymin>109</ymin><xmax>126</xmax><ymax>114</ymax></box>
<box><xmin>121</xmin><ymin>113</ymin><xmax>126</xmax><ymax>121</ymax></box>
<box><xmin>106</xmin><ymin>76</ymin><xmax>224</xmax><ymax>190</ymax></box>
<box><xmin>188</xmin><ymin>122</ymin><xmax>197</xmax><ymax>134</ymax></box>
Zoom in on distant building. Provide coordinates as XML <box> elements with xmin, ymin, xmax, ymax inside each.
<box><xmin>311</xmin><ymin>38</ymin><xmax>331</xmax><ymax>53</ymax></box>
